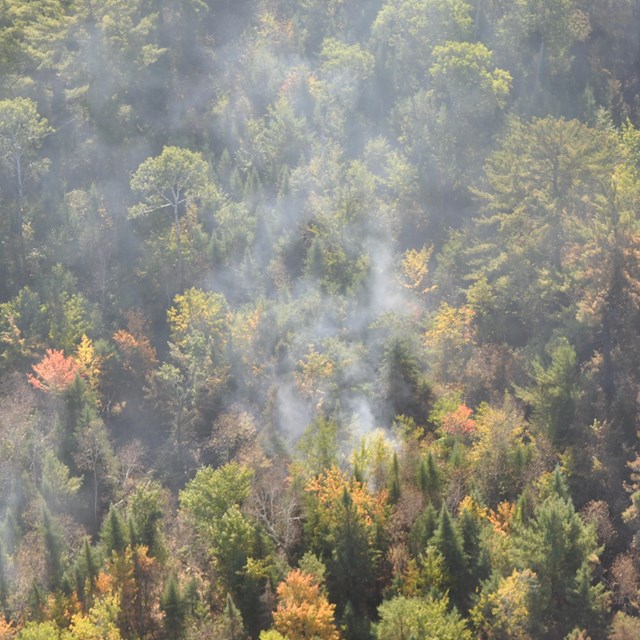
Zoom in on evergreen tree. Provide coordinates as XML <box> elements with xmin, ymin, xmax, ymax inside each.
<box><xmin>328</xmin><ymin>489</ymin><xmax>376</xmax><ymax>618</ymax></box>
<box><xmin>409</xmin><ymin>503</ymin><xmax>439</xmax><ymax>557</ymax></box>
<box><xmin>41</xmin><ymin>507</ymin><xmax>63</xmax><ymax>590</ymax></box>
<box><xmin>100</xmin><ymin>506</ymin><xmax>128</xmax><ymax>557</ymax></box>
<box><xmin>431</xmin><ymin>505</ymin><xmax>468</xmax><ymax>612</ymax></box>
<box><xmin>511</xmin><ymin>486</ymin><xmax>608</xmax><ymax>637</ymax></box>
<box><xmin>387</xmin><ymin>452</ymin><xmax>400</xmax><ymax>504</ymax></box>
<box><xmin>161</xmin><ymin>574</ymin><xmax>186</xmax><ymax>639</ymax></box>
<box><xmin>216</xmin><ymin>593</ymin><xmax>246</xmax><ymax>640</ymax></box>
<box><xmin>418</xmin><ymin>451</ymin><xmax>441</xmax><ymax>506</ymax></box>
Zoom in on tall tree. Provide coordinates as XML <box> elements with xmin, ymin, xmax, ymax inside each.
<box><xmin>273</xmin><ymin>570</ymin><xmax>339</xmax><ymax>640</ymax></box>
<box><xmin>0</xmin><ymin>97</ymin><xmax>50</xmax><ymax>286</ymax></box>
<box><xmin>129</xmin><ymin>146</ymin><xmax>216</xmax><ymax>288</ymax></box>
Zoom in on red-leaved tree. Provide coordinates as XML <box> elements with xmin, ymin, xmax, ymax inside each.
<box><xmin>28</xmin><ymin>349</ymin><xmax>81</xmax><ymax>393</ymax></box>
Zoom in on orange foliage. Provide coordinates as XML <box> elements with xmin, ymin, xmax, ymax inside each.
<box><xmin>94</xmin><ymin>571</ymin><xmax>114</xmax><ymax>598</ymax></box>
<box><xmin>27</xmin><ymin>348</ymin><xmax>81</xmax><ymax>393</ymax></box>
<box><xmin>0</xmin><ymin>618</ymin><xmax>16</xmax><ymax>639</ymax></box>
<box><xmin>305</xmin><ymin>466</ymin><xmax>387</xmax><ymax>530</ymax></box>
<box><xmin>487</xmin><ymin>501</ymin><xmax>517</xmax><ymax>536</ymax></box>
<box><xmin>273</xmin><ymin>570</ymin><xmax>339</xmax><ymax>640</ymax></box>
<box><xmin>113</xmin><ymin>311</ymin><xmax>158</xmax><ymax>378</ymax></box>
<box><xmin>440</xmin><ymin>404</ymin><xmax>477</xmax><ymax>438</ymax></box>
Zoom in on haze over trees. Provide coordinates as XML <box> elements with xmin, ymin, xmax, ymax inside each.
<box><xmin>1</xmin><ymin>0</ymin><xmax>640</xmax><ymax>638</ymax></box>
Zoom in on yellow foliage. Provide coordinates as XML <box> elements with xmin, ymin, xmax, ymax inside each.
<box><xmin>166</xmin><ymin>287</ymin><xmax>229</xmax><ymax>350</ymax></box>
<box><xmin>231</xmin><ymin>302</ymin><xmax>266</xmax><ymax>377</ymax></box>
<box><xmin>400</xmin><ymin>245</ymin><xmax>436</xmax><ymax>297</ymax></box>
<box><xmin>424</xmin><ymin>304</ymin><xmax>475</xmax><ymax>352</ymax></box>
<box><xmin>305</xmin><ymin>466</ymin><xmax>387</xmax><ymax>533</ymax></box>
<box><xmin>295</xmin><ymin>347</ymin><xmax>334</xmax><ymax>406</ymax></box>
<box><xmin>471</xmin><ymin>569</ymin><xmax>539</xmax><ymax>640</ymax></box>
<box><xmin>458</xmin><ymin>494</ymin><xmax>487</xmax><ymax>521</ymax></box>
<box><xmin>76</xmin><ymin>334</ymin><xmax>102</xmax><ymax>392</ymax></box>
<box><xmin>273</xmin><ymin>570</ymin><xmax>339</xmax><ymax>640</ymax></box>
<box><xmin>65</xmin><ymin>593</ymin><xmax>122</xmax><ymax>640</ymax></box>
<box><xmin>487</xmin><ymin>501</ymin><xmax>517</xmax><ymax>536</ymax></box>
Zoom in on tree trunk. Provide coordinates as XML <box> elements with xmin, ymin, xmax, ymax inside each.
<box><xmin>14</xmin><ymin>154</ymin><xmax>26</xmax><ymax>285</ymax></box>
<box><xmin>173</xmin><ymin>201</ymin><xmax>184</xmax><ymax>290</ymax></box>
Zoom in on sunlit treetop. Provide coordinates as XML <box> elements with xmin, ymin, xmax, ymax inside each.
<box><xmin>27</xmin><ymin>348</ymin><xmax>81</xmax><ymax>393</ymax></box>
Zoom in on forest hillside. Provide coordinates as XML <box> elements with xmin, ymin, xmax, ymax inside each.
<box><xmin>2</xmin><ymin>0</ymin><xmax>640</xmax><ymax>638</ymax></box>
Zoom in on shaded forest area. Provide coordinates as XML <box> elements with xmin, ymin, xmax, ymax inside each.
<box><xmin>2</xmin><ymin>0</ymin><xmax>640</xmax><ymax>638</ymax></box>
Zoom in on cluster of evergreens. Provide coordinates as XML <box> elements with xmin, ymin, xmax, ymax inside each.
<box><xmin>2</xmin><ymin>0</ymin><xmax>640</xmax><ymax>638</ymax></box>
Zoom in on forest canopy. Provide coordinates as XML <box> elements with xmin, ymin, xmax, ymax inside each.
<box><xmin>1</xmin><ymin>0</ymin><xmax>640</xmax><ymax>638</ymax></box>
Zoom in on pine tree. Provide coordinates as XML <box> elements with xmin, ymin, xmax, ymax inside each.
<box><xmin>217</xmin><ymin>593</ymin><xmax>246</xmax><ymax>640</ymax></box>
<box><xmin>341</xmin><ymin>600</ymin><xmax>371</xmax><ymax>640</ymax></box>
<box><xmin>432</xmin><ymin>505</ymin><xmax>468</xmax><ymax>612</ymax></box>
<box><xmin>458</xmin><ymin>499</ymin><xmax>489</xmax><ymax>598</ymax></box>
<box><xmin>328</xmin><ymin>489</ymin><xmax>376</xmax><ymax>618</ymax></box>
<box><xmin>79</xmin><ymin>537</ymin><xmax>100</xmax><ymax>603</ymax></box>
<box><xmin>511</xmin><ymin>489</ymin><xmax>607</xmax><ymax>637</ymax></box>
<box><xmin>409</xmin><ymin>503</ymin><xmax>438</xmax><ymax>556</ymax></box>
<box><xmin>388</xmin><ymin>452</ymin><xmax>400</xmax><ymax>504</ymax></box>
<box><xmin>418</xmin><ymin>451</ymin><xmax>441</xmax><ymax>506</ymax></box>
<box><xmin>160</xmin><ymin>575</ymin><xmax>185</xmax><ymax>639</ymax></box>
<box><xmin>41</xmin><ymin>507</ymin><xmax>63</xmax><ymax>590</ymax></box>
<box><xmin>100</xmin><ymin>506</ymin><xmax>128</xmax><ymax>557</ymax></box>
<box><xmin>3</xmin><ymin>509</ymin><xmax>21</xmax><ymax>555</ymax></box>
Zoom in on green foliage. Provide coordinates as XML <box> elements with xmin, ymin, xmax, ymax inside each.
<box><xmin>297</xmin><ymin>416</ymin><xmax>341</xmax><ymax>476</ymax></box>
<box><xmin>372</xmin><ymin>0</ymin><xmax>474</xmax><ymax>96</ymax></box>
<box><xmin>41</xmin><ymin>452</ymin><xmax>82</xmax><ymax>511</ymax></box>
<box><xmin>471</xmin><ymin>569</ymin><xmax>543</xmax><ymax>639</ymax></box>
<box><xmin>375</xmin><ymin>595</ymin><xmax>472</xmax><ymax>640</ymax></box>
<box><xmin>161</xmin><ymin>575</ymin><xmax>186</xmax><ymax>639</ymax></box>
<box><xmin>100</xmin><ymin>506</ymin><xmax>128</xmax><ymax>557</ymax></box>
<box><xmin>379</xmin><ymin>335</ymin><xmax>432</xmax><ymax>424</ymax></box>
<box><xmin>180</xmin><ymin>463</ymin><xmax>253</xmax><ymax>532</ymax></box>
<box><xmin>17</xmin><ymin>620</ymin><xmax>61</xmax><ymax>640</ymax></box>
<box><xmin>130</xmin><ymin>147</ymin><xmax>215</xmax><ymax>220</ymax></box>
<box><xmin>510</xmin><ymin>487</ymin><xmax>608</xmax><ymax>636</ymax></box>
<box><xmin>431</xmin><ymin>504</ymin><xmax>469</xmax><ymax>611</ymax></box>
<box><xmin>127</xmin><ymin>482</ymin><xmax>164</xmax><ymax>558</ymax></box>
<box><xmin>327</xmin><ymin>489</ymin><xmax>377</xmax><ymax>618</ymax></box>
<box><xmin>215</xmin><ymin>593</ymin><xmax>247</xmax><ymax>640</ymax></box>
<box><xmin>1</xmin><ymin>0</ymin><xmax>640</xmax><ymax>636</ymax></box>
<box><xmin>41</xmin><ymin>506</ymin><xmax>64</xmax><ymax>590</ymax></box>
<box><xmin>516</xmin><ymin>339</ymin><xmax>578</xmax><ymax>445</ymax></box>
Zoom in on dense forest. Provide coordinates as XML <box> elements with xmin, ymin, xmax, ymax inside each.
<box><xmin>2</xmin><ymin>0</ymin><xmax>640</xmax><ymax>638</ymax></box>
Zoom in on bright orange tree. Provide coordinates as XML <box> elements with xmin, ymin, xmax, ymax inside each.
<box><xmin>273</xmin><ymin>569</ymin><xmax>339</xmax><ymax>640</ymax></box>
<box><xmin>28</xmin><ymin>348</ymin><xmax>80</xmax><ymax>393</ymax></box>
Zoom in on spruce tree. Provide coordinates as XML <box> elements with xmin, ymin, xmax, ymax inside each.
<box><xmin>161</xmin><ymin>574</ymin><xmax>186</xmax><ymax>639</ymax></box>
<box><xmin>432</xmin><ymin>505</ymin><xmax>467</xmax><ymax>612</ymax></box>
<box><xmin>218</xmin><ymin>593</ymin><xmax>246</xmax><ymax>640</ymax></box>
<box><xmin>409</xmin><ymin>503</ymin><xmax>438</xmax><ymax>556</ymax></box>
<box><xmin>388</xmin><ymin>452</ymin><xmax>401</xmax><ymax>504</ymax></box>
<box><xmin>100</xmin><ymin>506</ymin><xmax>127</xmax><ymax>557</ymax></box>
<box><xmin>418</xmin><ymin>451</ymin><xmax>441</xmax><ymax>506</ymax></box>
<box><xmin>329</xmin><ymin>488</ymin><xmax>375</xmax><ymax>618</ymax></box>
<box><xmin>41</xmin><ymin>507</ymin><xmax>63</xmax><ymax>590</ymax></box>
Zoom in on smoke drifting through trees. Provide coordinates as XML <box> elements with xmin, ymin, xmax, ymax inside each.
<box><xmin>2</xmin><ymin>0</ymin><xmax>640</xmax><ymax>638</ymax></box>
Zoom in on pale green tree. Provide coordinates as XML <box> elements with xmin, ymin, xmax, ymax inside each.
<box><xmin>0</xmin><ymin>97</ymin><xmax>51</xmax><ymax>283</ymax></box>
<box><xmin>130</xmin><ymin>146</ymin><xmax>215</xmax><ymax>286</ymax></box>
<box><xmin>376</xmin><ymin>595</ymin><xmax>472</xmax><ymax>640</ymax></box>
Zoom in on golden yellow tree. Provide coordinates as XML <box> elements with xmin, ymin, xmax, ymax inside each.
<box><xmin>273</xmin><ymin>570</ymin><xmax>339</xmax><ymax>640</ymax></box>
